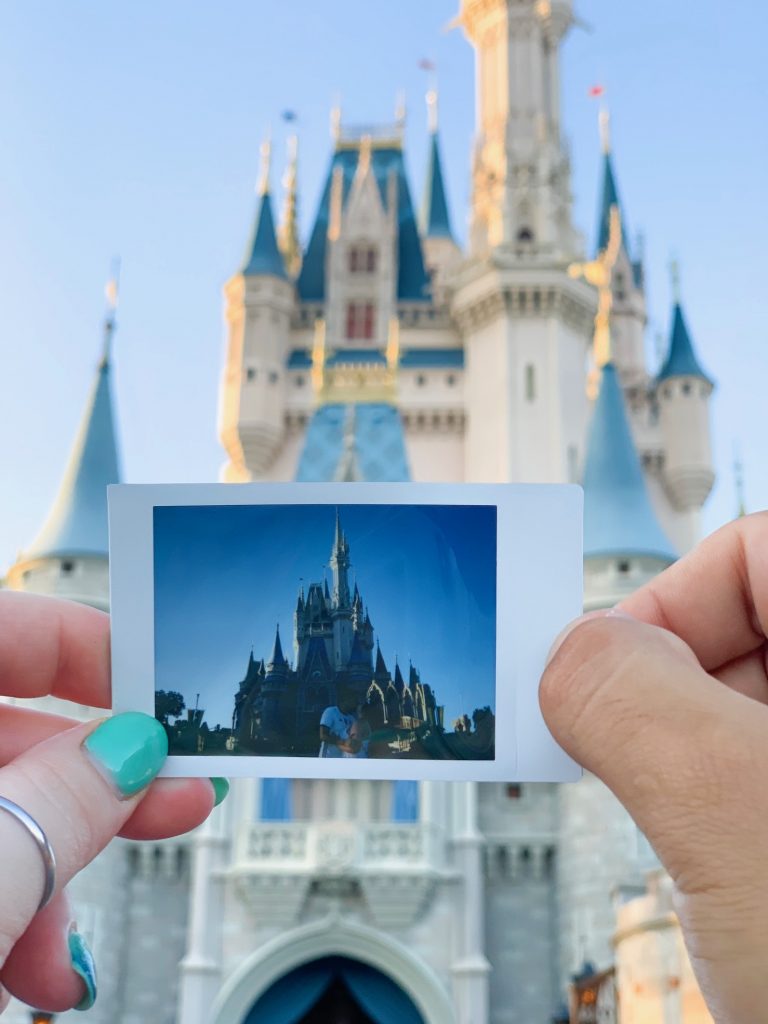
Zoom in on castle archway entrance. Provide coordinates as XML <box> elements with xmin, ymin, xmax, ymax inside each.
<box><xmin>242</xmin><ymin>955</ymin><xmax>424</xmax><ymax>1024</ymax></box>
<box><xmin>209</xmin><ymin>918</ymin><xmax>456</xmax><ymax>1024</ymax></box>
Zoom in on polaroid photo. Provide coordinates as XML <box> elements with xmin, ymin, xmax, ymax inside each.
<box><xmin>108</xmin><ymin>482</ymin><xmax>582</xmax><ymax>782</ymax></box>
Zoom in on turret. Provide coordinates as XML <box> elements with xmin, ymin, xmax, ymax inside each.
<box><xmin>583</xmin><ymin>364</ymin><xmax>676</xmax><ymax>609</ymax></box>
<box><xmin>656</xmin><ymin>281</ymin><xmax>715</xmax><ymax>550</ymax></box>
<box><xmin>6</xmin><ymin>289</ymin><xmax>121</xmax><ymax>610</ymax></box>
<box><xmin>219</xmin><ymin>136</ymin><xmax>294</xmax><ymax>481</ymax></box>
<box><xmin>420</xmin><ymin>86</ymin><xmax>460</xmax><ymax>299</ymax></box>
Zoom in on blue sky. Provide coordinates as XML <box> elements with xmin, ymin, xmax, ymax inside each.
<box><xmin>153</xmin><ymin>503</ymin><xmax>497</xmax><ymax>729</ymax></box>
<box><xmin>1</xmin><ymin>1</ymin><xmax>766</xmax><ymax>569</ymax></box>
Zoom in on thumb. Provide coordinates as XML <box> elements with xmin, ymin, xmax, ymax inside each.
<box><xmin>540</xmin><ymin>614</ymin><xmax>768</xmax><ymax>1021</ymax></box>
<box><xmin>539</xmin><ymin>613</ymin><xmax>768</xmax><ymax>889</ymax></box>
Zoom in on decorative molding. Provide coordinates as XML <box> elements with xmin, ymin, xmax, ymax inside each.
<box><xmin>209</xmin><ymin>916</ymin><xmax>457</xmax><ymax>1024</ymax></box>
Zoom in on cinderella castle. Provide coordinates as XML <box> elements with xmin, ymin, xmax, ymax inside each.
<box><xmin>3</xmin><ymin>1</ymin><xmax>717</xmax><ymax>1021</ymax></box>
<box><xmin>231</xmin><ymin>510</ymin><xmax>446</xmax><ymax>757</ymax></box>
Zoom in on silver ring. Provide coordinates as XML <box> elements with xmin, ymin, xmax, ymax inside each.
<box><xmin>0</xmin><ymin>796</ymin><xmax>57</xmax><ymax>912</ymax></box>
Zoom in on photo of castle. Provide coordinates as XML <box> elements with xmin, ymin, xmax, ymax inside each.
<box><xmin>153</xmin><ymin>503</ymin><xmax>496</xmax><ymax>761</ymax></box>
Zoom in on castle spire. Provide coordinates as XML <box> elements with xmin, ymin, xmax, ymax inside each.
<box><xmin>329</xmin><ymin>508</ymin><xmax>351</xmax><ymax>608</ymax></box>
<box><xmin>421</xmin><ymin>85</ymin><xmax>454</xmax><ymax>240</ymax></box>
<box><xmin>241</xmin><ymin>132</ymin><xmax>287</xmax><ymax>279</ymax></box>
<box><xmin>22</xmin><ymin>287</ymin><xmax>122</xmax><ymax>562</ymax></box>
<box><xmin>583</xmin><ymin>364</ymin><xmax>676</xmax><ymax>563</ymax></box>
<box><xmin>595</xmin><ymin>110</ymin><xmax>629</xmax><ymax>257</ymax></box>
<box><xmin>267</xmin><ymin>623</ymin><xmax>287</xmax><ymax>670</ymax></box>
<box><xmin>657</xmin><ymin>267</ymin><xmax>712</xmax><ymax>383</ymax></box>
<box><xmin>278</xmin><ymin>133</ymin><xmax>302</xmax><ymax>278</ymax></box>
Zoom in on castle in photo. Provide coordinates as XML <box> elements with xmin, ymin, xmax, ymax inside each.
<box><xmin>4</xmin><ymin>1</ymin><xmax>717</xmax><ymax>1022</ymax></box>
<box><xmin>231</xmin><ymin>510</ymin><xmax>446</xmax><ymax>757</ymax></box>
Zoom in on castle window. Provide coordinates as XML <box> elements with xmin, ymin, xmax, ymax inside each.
<box><xmin>348</xmin><ymin>245</ymin><xmax>378</xmax><ymax>274</ymax></box>
<box><xmin>617</xmin><ymin>560</ymin><xmax>631</xmax><ymax>574</ymax></box>
<box><xmin>416</xmin><ymin>374</ymin><xmax>427</xmax><ymax>387</ymax></box>
<box><xmin>61</xmin><ymin>560</ymin><xmax>75</xmax><ymax>576</ymax></box>
<box><xmin>506</xmin><ymin>784</ymin><xmax>522</xmax><ymax>799</ymax></box>
<box><xmin>446</xmin><ymin>374</ymin><xmax>456</xmax><ymax>387</ymax></box>
<box><xmin>615</xmin><ymin>272</ymin><xmax>626</xmax><ymax>301</ymax></box>
<box><xmin>345</xmin><ymin>301</ymin><xmax>375</xmax><ymax>340</ymax></box>
<box><xmin>517</xmin><ymin>227</ymin><xmax>533</xmax><ymax>243</ymax></box>
<box><xmin>682</xmin><ymin>381</ymin><xmax>692</xmax><ymax>395</ymax></box>
<box><xmin>269</xmin><ymin>370</ymin><xmax>279</xmax><ymax>384</ymax></box>
<box><xmin>246</xmin><ymin>367</ymin><xmax>256</xmax><ymax>382</ymax></box>
<box><xmin>525</xmin><ymin>364</ymin><xmax>536</xmax><ymax>401</ymax></box>
<box><xmin>295</xmin><ymin>375</ymin><xmax>305</xmax><ymax>387</ymax></box>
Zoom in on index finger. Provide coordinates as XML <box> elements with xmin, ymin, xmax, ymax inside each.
<box><xmin>620</xmin><ymin>512</ymin><xmax>768</xmax><ymax>672</ymax></box>
<box><xmin>0</xmin><ymin>592</ymin><xmax>110</xmax><ymax>707</ymax></box>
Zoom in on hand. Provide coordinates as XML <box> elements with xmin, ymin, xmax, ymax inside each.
<box><xmin>0</xmin><ymin>593</ymin><xmax>219</xmax><ymax>1014</ymax></box>
<box><xmin>540</xmin><ymin>513</ymin><xmax>768</xmax><ymax>1024</ymax></box>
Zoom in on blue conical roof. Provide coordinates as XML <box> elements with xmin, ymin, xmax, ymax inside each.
<box><xmin>267</xmin><ymin>624</ymin><xmax>287</xmax><ymax>669</ymax></box>
<box><xmin>24</xmin><ymin>353</ymin><xmax>121</xmax><ymax>561</ymax></box>
<box><xmin>583</xmin><ymin>364</ymin><xmax>676</xmax><ymax>562</ymax></box>
<box><xmin>421</xmin><ymin>133</ymin><xmax>453</xmax><ymax>239</ymax></box>
<box><xmin>657</xmin><ymin>303</ymin><xmax>712</xmax><ymax>384</ymax></box>
<box><xmin>596</xmin><ymin>153</ymin><xmax>629</xmax><ymax>256</ymax></box>
<box><xmin>242</xmin><ymin>191</ymin><xmax>287</xmax><ymax>279</ymax></box>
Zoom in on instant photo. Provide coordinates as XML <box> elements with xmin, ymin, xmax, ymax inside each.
<box><xmin>109</xmin><ymin>482</ymin><xmax>583</xmax><ymax>782</ymax></box>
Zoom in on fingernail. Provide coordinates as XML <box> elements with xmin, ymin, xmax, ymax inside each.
<box><xmin>84</xmin><ymin>712</ymin><xmax>168</xmax><ymax>798</ymax></box>
<box><xmin>210</xmin><ymin>777</ymin><xmax>230</xmax><ymax>807</ymax></box>
<box><xmin>545</xmin><ymin>608</ymin><xmax>635</xmax><ymax>667</ymax></box>
<box><xmin>68</xmin><ymin>927</ymin><xmax>97</xmax><ymax>1011</ymax></box>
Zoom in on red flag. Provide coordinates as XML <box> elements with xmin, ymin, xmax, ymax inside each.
<box><xmin>588</xmin><ymin>84</ymin><xmax>605</xmax><ymax>98</ymax></box>
<box><xmin>419</xmin><ymin>58</ymin><xmax>436</xmax><ymax>71</ymax></box>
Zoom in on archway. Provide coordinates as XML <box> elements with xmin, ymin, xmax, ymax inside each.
<box><xmin>243</xmin><ymin>955</ymin><xmax>424</xmax><ymax>1024</ymax></box>
<box><xmin>209</xmin><ymin>917</ymin><xmax>456</xmax><ymax>1024</ymax></box>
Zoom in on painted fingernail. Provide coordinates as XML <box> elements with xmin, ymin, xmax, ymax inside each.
<box><xmin>210</xmin><ymin>778</ymin><xmax>230</xmax><ymax>807</ymax></box>
<box><xmin>84</xmin><ymin>712</ymin><xmax>168</xmax><ymax>798</ymax></box>
<box><xmin>545</xmin><ymin>608</ymin><xmax>635</xmax><ymax>667</ymax></box>
<box><xmin>68</xmin><ymin>927</ymin><xmax>97</xmax><ymax>1011</ymax></box>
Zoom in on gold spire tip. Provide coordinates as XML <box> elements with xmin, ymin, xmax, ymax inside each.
<box><xmin>426</xmin><ymin>87</ymin><xmax>439</xmax><ymax>134</ymax></box>
<box><xmin>598</xmin><ymin>106</ymin><xmax>610</xmax><ymax>154</ymax></box>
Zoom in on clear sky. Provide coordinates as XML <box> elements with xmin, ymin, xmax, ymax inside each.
<box><xmin>153</xmin><ymin>503</ymin><xmax>496</xmax><ymax>730</ymax></box>
<box><xmin>1</xmin><ymin>1</ymin><xmax>766</xmax><ymax>570</ymax></box>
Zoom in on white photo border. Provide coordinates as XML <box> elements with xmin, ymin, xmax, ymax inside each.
<box><xmin>109</xmin><ymin>482</ymin><xmax>582</xmax><ymax>783</ymax></box>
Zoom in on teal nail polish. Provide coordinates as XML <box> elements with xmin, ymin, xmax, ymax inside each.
<box><xmin>84</xmin><ymin>712</ymin><xmax>168</xmax><ymax>798</ymax></box>
<box><xmin>210</xmin><ymin>777</ymin><xmax>230</xmax><ymax>807</ymax></box>
<box><xmin>68</xmin><ymin>929</ymin><xmax>97</xmax><ymax>1011</ymax></box>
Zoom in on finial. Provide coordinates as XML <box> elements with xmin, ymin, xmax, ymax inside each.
<box><xmin>279</xmin><ymin>132</ymin><xmax>302</xmax><ymax>278</ymax></box>
<box><xmin>669</xmin><ymin>256</ymin><xmax>681</xmax><ymax>302</ymax></box>
<box><xmin>257</xmin><ymin>129</ymin><xmax>272</xmax><ymax>196</ymax></box>
<box><xmin>733</xmin><ymin>442</ymin><xmax>747</xmax><ymax>517</ymax></box>
<box><xmin>101</xmin><ymin>257</ymin><xmax>120</xmax><ymax>366</ymax></box>
<box><xmin>395</xmin><ymin>89</ymin><xmax>407</xmax><ymax>127</ymax></box>
<box><xmin>426</xmin><ymin>87</ymin><xmax>439</xmax><ymax>134</ymax></box>
<box><xmin>598</xmin><ymin>106</ymin><xmax>611</xmax><ymax>155</ymax></box>
<box><xmin>330</xmin><ymin>96</ymin><xmax>342</xmax><ymax>141</ymax></box>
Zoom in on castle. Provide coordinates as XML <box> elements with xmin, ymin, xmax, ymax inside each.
<box><xmin>231</xmin><ymin>510</ymin><xmax>447</xmax><ymax>758</ymax></box>
<box><xmin>3</xmin><ymin>1</ymin><xmax>717</xmax><ymax>1022</ymax></box>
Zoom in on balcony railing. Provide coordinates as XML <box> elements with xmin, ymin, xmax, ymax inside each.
<box><xmin>234</xmin><ymin>820</ymin><xmax>444</xmax><ymax>875</ymax></box>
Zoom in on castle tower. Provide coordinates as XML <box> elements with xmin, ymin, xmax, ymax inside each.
<box><xmin>556</xmin><ymin>361</ymin><xmax>675</xmax><ymax>985</ymax></box>
<box><xmin>656</xmin><ymin>283</ymin><xmax>715</xmax><ymax>552</ymax></box>
<box><xmin>219</xmin><ymin>137</ymin><xmax>293</xmax><ymax>481</ymax></box>
<box><xmin>6</xmin><ymin>303</ymin><xmax>121</xmax><ymax>610</ymax></box>
<box><xmin>329</xmin><ymin>509</ymin><xmax>354</xmax><ymax>669</ymax></box>
<box><xmin>461</xmin><ymin>0</ymin><xmax>580</xmax><ymax>258</ymax></box>
<box><xmin>455</xmin><ymin>0</ymin><xmax>596</xmax><ymax>484</ymax></box>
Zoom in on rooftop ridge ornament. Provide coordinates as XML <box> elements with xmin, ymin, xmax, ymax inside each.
<box><xmin>101</xmin><ymin>257</ymin><xmax>120</xmax><ymax>367</ymax></box>
<box><xmin>426</xmin><ymin>86</ymin><xmax>439</xmax><ymax>134</ymax></box>
<box><xmin>669</xmin><ymin>255</ymin><xmax>681</xmax><ymax>302</ymax></box>
<box><xmin>257</xmin><ymin>130</ymin><xmax>272</xmax><ymax>196</ymax></box>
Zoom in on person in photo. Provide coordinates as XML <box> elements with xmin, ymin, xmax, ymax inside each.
<box><xmin>318</xmin><ymin>686</ymin><xmax>361</xmax><ymax>757</ymax></box>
